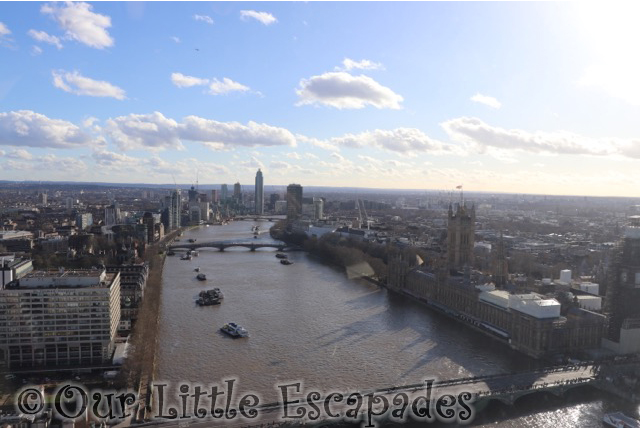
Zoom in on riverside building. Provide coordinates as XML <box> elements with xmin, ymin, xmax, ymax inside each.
<box><xmin>0</xmin><ymin>269</ymin><xmax>121</xmax><ymax>369</ymax></box>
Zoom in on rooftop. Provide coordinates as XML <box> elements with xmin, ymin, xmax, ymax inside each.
<box><xmin>11</xmin><ymin>269</ymin><xmax>117</xmax><ymax>289</ymax></box>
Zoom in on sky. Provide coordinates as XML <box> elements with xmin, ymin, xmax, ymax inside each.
<box><xmin>1</xmin><ymin>1</ymin><xmax>640</xmax><ymax>196</ymax></box>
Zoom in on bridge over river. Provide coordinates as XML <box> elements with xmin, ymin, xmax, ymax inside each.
<box><xmin>140</xmin><ymin>363</ymin><xmax>612</xmax><ymax>427</ymax></box>
<box><xmin>167</xmin><ymin>239</ymin><xmax>298</xmax><ymax>252</ymax></box>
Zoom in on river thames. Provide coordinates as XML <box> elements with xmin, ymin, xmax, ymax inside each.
<box><xmin>155</xmin><ymin>221</ymin><xmax>636</xmax><ymax>427</ymax></box>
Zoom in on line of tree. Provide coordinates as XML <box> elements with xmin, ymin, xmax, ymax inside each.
<box><xmin>271</xmin><ymin>221</ymin><xmax>432</xmax><ymax>283</ymax></box>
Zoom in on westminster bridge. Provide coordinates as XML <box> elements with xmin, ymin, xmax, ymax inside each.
<box><xmin>136</xmin><ymin>360</ymin><xmax>640</xmax><ymax>426</ymax></box>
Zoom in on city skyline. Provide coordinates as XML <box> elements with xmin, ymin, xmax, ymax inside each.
<box><xmin>1</xmin><ymin>2</ymin><xmax>640</xmax><ymax>196</ymax></box>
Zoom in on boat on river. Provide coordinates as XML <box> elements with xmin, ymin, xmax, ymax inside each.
<box><xmin>196</xmin><ymin>296</ymin><xmax>220</xmax><ymax>306</ymax></box>
<box><xmin>200</xmin><ymin>288</ymin><xmax>223</xmax><ymax>299</ymax></box>
<box><xmin>197</xmin><ymin>273</ymin><xmax>206</xmax><ymax>281</ymax></box>
<box><xmin>220</xmin><ymin>322</ymin><xmax>248</xmax><ymax>338</ymax></box>
<box><xmin>280</xmin><ymin>259</ymin><xmax>293</xmax><ymax>265</ymax></box>
<box><xmin>603</xmin><ymin>412</ymin><xmax>640</xmax><ymax>428</ymax></box>
<box><xmin>275</xmin><ymin>253</ymin><xmax>287</xmax><ymax>259</ymax></box>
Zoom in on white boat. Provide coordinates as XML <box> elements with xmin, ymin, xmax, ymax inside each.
<box><xmin>220</xmin><ymin>322</ymin><xmax>248</xmax><ymax>338</ymax></box>
<box><xmin>603</xmin><ymin>412</ymin><xmax>640</xmax><ymax>428</ymax></box>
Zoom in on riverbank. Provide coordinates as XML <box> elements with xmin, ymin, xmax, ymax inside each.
<box><xmin>119</xmin><ymin>227</ymin><xmax>188</xmax><ymax>421</ymax></box>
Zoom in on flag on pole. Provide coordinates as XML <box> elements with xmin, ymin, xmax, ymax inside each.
<box><xmin>456</xmin><ymin>185</ymin><xmax>463</xmax><ymax>189</ymax></box>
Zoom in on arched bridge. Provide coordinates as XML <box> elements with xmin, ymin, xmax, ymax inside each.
<box><xmin>232</xmin><ymin>216</ymin><xmax>285</xmax><ymax>222</ymax></box>
<box><xmin>151</xmin><ymin>363</ymin><xmax>610</xmax><ymax>427</ymax></box>
<box><xmin>344</xmin><ymin>363</ymin><xmax>598</xmax><ymax>410</ymax></box>
<box><xmin>168</xmin><ymin>239</ymin><xmax>297</xmax><ymax>252</ymax></box>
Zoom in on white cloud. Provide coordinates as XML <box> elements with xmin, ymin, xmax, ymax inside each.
<box><xmin>104</xmin><ymin>112</ymin><xmax>296</xmax><ymax>151</ymax></box>
<box><xmin>330</xmin><ymin>128</ymin><xmax>449</xmax><ymax>155</ymax></box>
<box><xmin>441</xmin><ymin>117</ymin><xmax>615</xmax><ymax>157</ymax></box>
<box><xmin>41</xmin><ymin>2</ymin><xmax>113</xmax><ymax>49</ymax></box>
<box><xmin>28</xmin><ymin>29</ymin><xmax>63</xmax><ymax>49</ymax></box>
<box><xmin>240</xmin><ymin>10</ymin><xmax>277</xmax><ymax>25</ymax></box>
<box><xmin>286</xmin><ymin>152</ymin><xmax>301</xmax><ymax>160</ymax></box>
<box><xmin>141</xmin><ymin>157</ymin><xmax>229</xmax><ymax>179</ymax></box>
<box><xmin>296</xmin><ymin>134</ymin><xmax>340</xmax><ymax>151</ymax></box>
<box><xmin>338</xmin><ymin>58</ymin><xmax>383</xmax><ymax>71</ymax></box>
<box><xmin>0</xmin><ymin>22</ymin><xmax>10</xmax><ymax>37</ymax></box>
<box><xmin>270</xmin><ymin>160</ymin><xmax>292</xmax><ymax>170</ymax></box>
<box><xmin>92</xmin><ymin>150</ymin><xmax>141</xmax><ymax>169</ymax></box>
<box><xmin>52</xmin><ymin>70</ymin><xmax>126</xmax><ymax>100</ymax></box>
<box><xmin>194</xmin><ymin>14</ymin><xmax>213</xmax><ymax>25</ymax></box>
<box><xmin>171</xmin><ymin>36</ymin><xmax>181</xmax><ymax>43</ymax></box>
<box><xmin>82</xmin><ymin>117</ymin><xmax>99</xmax><ymax>128</ymax></box>
<box><xmin>470</xmin><ymin>93</ymin><xmax>501</xmax><ymax>109</ymax></box>
<box><xmin>4</xmin><ymin>154</ymin><xmax>87</xmax><ymax>173</ymax></box>
<box><xmin>106</xmin><ymin>112</ymin><xmax>183</xmax><ymax>151</ymax></box>
<box><xmin>181</xmin><ymin>116</ymin><xmax>296</xmax><ymax>148</ymax></box>
<box><xmin>31</xmin><ymin>45</ymin><xmax>43</xmax><ymax>56</ymax></box>
<box><xmin>171</xmin><ymin>72</ymin><xmax>209</xmax><ymax>88</ymax></box>
<box><xmin>296</xmin><ymin>72</ymin><xmax>403</xmax><ymax>109</ymax></box>
<box><xmin>6</xmin><ymin>149</ymin><xmax>33</xmax><ymax>160</ymax></box>
<box><xmin>240</xmin><ymin>156</ymin><xmax>265</xmax><ymax>170</ymax></box>
<box><xmin>209</xmin><ymin>78</ymin><xmax>250</xmax><ymax>95</ymax></box>
<box><xmin>171</xmin><ymin>74</ymin><xmax>250</xmax><ymax>95</ymax></box>
<box><xmin>0</xmin><ymin>21</ymin><xmax>13</xmax><ymax>47</ymax></box>
<box><xmin>0</xmin><ymin>110</ymin><xmax>94</xmax><ymax>149</ymax></box>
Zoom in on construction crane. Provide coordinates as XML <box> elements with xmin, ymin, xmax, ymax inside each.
<box><xmin>356</xmin><ymin>198</ymin><xmax>372</xmax><ymax>230</ymax></box>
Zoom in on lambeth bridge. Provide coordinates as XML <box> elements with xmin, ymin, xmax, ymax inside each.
<box><xmin>167</xmin><ymin>239</ymin><xmax>298</xmax><ymax>252</ymax></box>
<box><xmin>231</xmin><ymin>215</ymin><xmax>285</xmax><ymax>222</ymax></box>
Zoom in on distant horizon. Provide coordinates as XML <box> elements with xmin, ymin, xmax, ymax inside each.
<box><xmin>2</xmin><ymin>178</ymin><xmax>640</xmax><ymax>200</ymax></box>
<box><xmin>2</xmin><ymin>3</ymin><xmax>640</xmax><ymax>196</ymax></box>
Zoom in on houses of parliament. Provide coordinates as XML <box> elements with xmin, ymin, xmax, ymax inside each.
<box><xmin>388</xmin><ymin>202</ymin><xmax>611</xmax><ymax>360</ymax></box>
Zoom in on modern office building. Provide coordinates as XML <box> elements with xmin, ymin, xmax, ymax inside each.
<box><xmin>161</xmin><ymin>190</ymin><xmax>182</xmax><ymax>231</ymax></box>
<box><xmin>0</xmin><ymin>257</ymin><xmax>33</xmax><ymax>288</ymax></box>
<box><xmin>233</xmin><ymin>182</ymin><xmax>242</xmax><ymax>202</ymax></box>
<box><xmin>104</xmin><ymin>205</ymin><xmax>121</xmax><ymax>227</ymax></box>
<box><xmin>255</xmin><ymin>169</ymin><xmax>264</xmax><ymax>215</ymax></box>
<box><xmin>0</xmin><ymin>269</ymin><xmax>121</xmax><ymax>369</ymax></box>
<box><xmin>221</xmin><ymin>184</ymin><xmax>228</xmax><ymax>202</ymax></box>
<box><xmin>313</xmin><ymin>197</ymin><xmax>324</xmax><ymax>220</ymax></box>
<box><xmin>275</xmin><ymin>200</ymin><xmax>287</xmax><ymax>215</ymax></box>
<box><xmin>0</xmin><ymin>231</ymin><xmax>34</xmax><ymax>253</ymax></box>
<box><xmin>188</xmin><ymin>186</ymin><xmax>199</xmax><ymax>203</ymax></box>
<box><xmin>76</xmin><ymin>213</ymin><xmax>94</xmax><ymax>230</ymax></box>
<box><xmin>286</xmin><ymin>184</ymin><xmax>303</xmax><ymax>221</ymax></box>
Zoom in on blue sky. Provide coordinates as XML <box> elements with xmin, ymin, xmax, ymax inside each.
<box><xmin>1</xmin><ymin>2</ymin><xmax>640</xmax><ymax>196</ymax></box>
